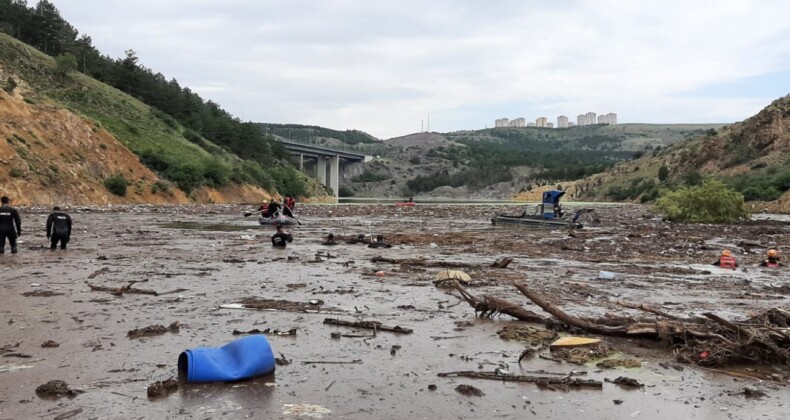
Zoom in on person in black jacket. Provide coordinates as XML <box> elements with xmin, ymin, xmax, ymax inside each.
<box><xmin>271</xmin><ymin>225</ymin><xmax>293</xmax><ymax>248</ymax></box>
<box><xmin>46</xmin><ymin>206</ymin><xmax>72</xmax><ymax>251</ymax></box>
<box><xmin>0</xmin><ymin>196</ymin><xmax>22</xmax><ymax>255</ymax></box>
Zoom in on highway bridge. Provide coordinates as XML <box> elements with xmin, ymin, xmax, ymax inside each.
<box><xmin>277</xmin><ymin>139</ymin><xmax>372</xmax><ymax>198</ymax></box>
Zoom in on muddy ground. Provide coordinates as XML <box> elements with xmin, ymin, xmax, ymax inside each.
<box><xmin>0</xmin><ymin>204</ymin><xmax>788</xmax><ymax>419</ymax></box>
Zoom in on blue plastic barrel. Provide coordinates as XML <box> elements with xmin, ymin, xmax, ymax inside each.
<box><xmin>178</xmin><ymin>335</ymin><xmax>276</xmax><ymax>383</ymax></box>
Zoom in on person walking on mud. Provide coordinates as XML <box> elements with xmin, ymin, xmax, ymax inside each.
<box><xmin>46</xmin><ymin>206</ymin><xmax>72</xmax><ymax>251</ymax></box>
<box><xmin>271</xmin><ymin>225</ymin><xmax>293</xmax><ymax>248</ymax></box>
<box><xmin>0</xmin><ymin>196</ymin><xmax>22</xmax><ymax>255</ymax></box>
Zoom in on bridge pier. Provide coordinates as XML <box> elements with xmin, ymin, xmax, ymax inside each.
<box><xmin>328</xmin><ymin>155</ymin><xmax>339</xmax><ymax>198</ymax></box>
<box><xmin>317</xmin><ymin>157</ymin><xmax>327</xmax><ymax>185</ymax></box>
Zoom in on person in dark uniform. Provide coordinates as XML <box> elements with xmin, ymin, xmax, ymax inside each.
<box><xmin>368</xmin><ymin>235</ymin><xmax>392</xmax><ymax>249</ymax></box>
<box><xmin>46</xmin><ymin>206</ymin><xmax>72</xmax><ymax>251</ymax></box>
<box><xmin>0</xmin><ymin>196</ymin><xmax>22</xmax><ymax>255</ymax></box>
<box><xmin>321</xmin><ymin>233</ymin><xmax>338</xmax><ymax>246</ymax></box>
<box><xmin>271</xmin><ymin>225</ymin><xmax>293</xmax><ymax>248</ymax></box>
<box><xmin>267</xmin><ymin>199</ymin><xmax>281</xmax><ymax>218</ymax></box>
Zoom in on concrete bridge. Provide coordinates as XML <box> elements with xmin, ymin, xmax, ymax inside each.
<box><xmin>277</xmin><ymin>139</ymin><xmax>372</xmax><ymax>197</ymax></box>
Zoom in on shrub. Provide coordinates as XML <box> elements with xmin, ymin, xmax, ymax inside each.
<box><xmin>4</xmin><ymin>77</ymin><xmax>17</xmax><ymax>93</ymax></box>
<box><xmin>409</xmin><ymin>156</ymin><xmax>421</xmax><ymax>164</ymax></box>
<box><xmin>338</xmin><ymin>186</ymin><xmax>355</xmax><ymax>197</ymax></box>
<box><xmin>654</xmin><ymin>180</ymin><xmax>748</xmax><ymax>223</ymax></box>
<box><xmin>104</xmin><ymin>175</ymin><xmax>128</xmax><ymax>196</ymax></box>
<box><xmin>183</xmin><ymin>129</ymin><xmax>203</xmax><ymax>144</ymax></box>
<box><xmin>9</xmin><ymin>167</ymin><xmax>24</xmax><ymax>178</ymax></box>
<box><xmin>55</xmin><ymin>54</ymin><xmax>78</xmax><ymax>77</ymax></box>
<box><xmin>658</xmin><ymin>165</ymin><xmax>669</xmax><ymax>182</ymax></box>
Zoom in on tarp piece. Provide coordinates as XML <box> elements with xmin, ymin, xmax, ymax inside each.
<box><xmin>178</xmin><ymin>335</ymin><xmax>276</xmax><ymax>383</ymax></box>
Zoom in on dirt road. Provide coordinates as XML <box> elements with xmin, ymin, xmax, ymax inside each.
<box><xmin>0</xmin><ymin>204</ymin><xmax>787</xmax><ymax>419</ymax></box>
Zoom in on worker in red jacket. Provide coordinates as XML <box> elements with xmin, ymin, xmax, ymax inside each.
<box><xmin>712</xmin><ymin>250</ymin><xmax>737</xmax><ymax>269</ymax></box>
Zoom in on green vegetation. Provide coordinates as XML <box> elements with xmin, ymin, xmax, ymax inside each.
<box><xmin>9</xmin><ymin>167</ymin><xmax>24</xmax><ymax>178</ymax></box>
<box><xmin>658</xmin><ymin>165</ymin><xmax>669</xmax><ymax>182</ymax></box>
<box><xmin>407</xmin><ymin>167</ymin><xmax>513</xmax><ymax>193</ymax></box>
<box><xmin>4</xmin><ymin>76</ymin><xmax>16</xmax><ymax>93</ymax></box>
<box><xmin>54</xmin><ymin>53</ymin><xmax>77</xmax><ymax>77</ymax></box>
<box><xmin>338</xmin><ymin>186</ymin><xmax>355</xmax><ymax>197</ymax></box>
<box><xmin>654</xmin><ymin>180</ymin><xmax>748</xmax><ymax>223</ymax></box>
<box><xmin>607</xmin><ymin>177</ymin><xmax>659</xmax><ymax>203</ymax></box>
<box><xmin>352</xmin><ymin>170</ymin><xmax>388</xmax><ymax>183</ymax></box>
<box><xmin>259</xmin><ymin>123</ymin><xmax>379</xmax><ymax>145</ymax></box>
<box><xmin>0</xmin><ymin>2</ymin><xmax>311</xmax><ymax>197</ymax></box>
<box><xmin>104</xmin><ymin>174</ymin><xmax>128</xmax><ymax>196</ymax></box>
<box><xmin>725</xmin><ymin>165</ymin><xmax>790</xmax><ymax>201</ymax></box>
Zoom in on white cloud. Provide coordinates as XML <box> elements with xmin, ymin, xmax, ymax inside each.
<box><xmin>54</xmin><ymin>0</ymin><xmax>790</xmax><ymax>138</ymax></box>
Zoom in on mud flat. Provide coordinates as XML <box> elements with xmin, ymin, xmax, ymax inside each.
<box><xmin>0</xmin><ymin>204</ymin><xmax>788</xmax><ymax>419</ymax></box>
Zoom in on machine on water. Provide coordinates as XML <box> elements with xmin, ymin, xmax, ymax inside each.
<box><xmin>491</xmin><ymin>190</ymin><xmax>590</xmax><ymax>229</ymax></box>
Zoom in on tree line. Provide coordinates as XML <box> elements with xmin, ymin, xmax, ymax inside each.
<box><xmin>0</xmin><ymin>0</ymin><xmax>309</xmax><ymax>196</ymax></box>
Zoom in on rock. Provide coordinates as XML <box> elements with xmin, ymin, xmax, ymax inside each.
<box><xmin>41</xmin><ymin>340</ymin><xmax>60</xmax><ymax>348</ymax></box>
<box><xmin>35</xmin><ymin>380</ymin><xmax>83</xmax><ymax>398</ymax></box>
<box><xmin>146</xmin><ymin>378</ymin><xmax>178</xmax><ymax>399</ymax></box>
<box><xmin>455</xmin><ymin>384</ymin><xmax>484</xmax><ymax>396</ymax></box>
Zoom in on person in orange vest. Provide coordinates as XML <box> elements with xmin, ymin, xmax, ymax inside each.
<box><xmin>712</xmin><ymin>250</ymin><xmax>737</xmax><ymax>269</ymax></box>
<box><xmin>761</xmin><ymin>249</ymin><xmax>781</xmax><ymax>267</ymax></box>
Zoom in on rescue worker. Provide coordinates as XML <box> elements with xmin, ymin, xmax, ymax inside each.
<box><xmin>258</xmin><ymin>201</ymin><xmax>270</xmax><ymax>218</ymax></box>
<box><xmin>271</xmin><ymin>225</ymin><xmax>293</xmax><ymax>248</ymax></box>
<box><xmin>282</xmin><ymin>197</ymin><xmax>294</xmax><ymax>218</ymax></box>
<box><xmin>267</xmin><ymin>199</ymin><xmax>281</xmax><ymax>218</ymax></box>
<box><xmin>712</xmin><ymin>249</ymin><xmax>737</xmax><ymax>269</ymax></box>
<box><xmin>46</xmin><ymin>206</ymin><xmax>72</xmax><ymax>251</ymax></box>
<box><xmin>368</xmin><ymin>235</ymin><xmax>392</xmax><ymax>249</ymax></box>
<box><xmin>285</xmin><ymin>196</ymin><xmax>296</xmax><ymax>211</ymax></box>
<box><xmin>0</xmin><ymin>196</ymin><xmax>22</xmax><ymax>255</ymax></box>
<box><xmin>321</xmin><ymin>233</ymin><xmax>338</xmax><ymax>246</ymax></box>
<box><xmin>761</xmin><ymin>249</ymin><xmax>782</xmax><ymax>267</ymax></box>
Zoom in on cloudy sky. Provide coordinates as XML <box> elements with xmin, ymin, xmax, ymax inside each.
<box><xmin>55</xmin><ymin>0</ymin><xmax>790</xmax><ymax>139</ymax></box>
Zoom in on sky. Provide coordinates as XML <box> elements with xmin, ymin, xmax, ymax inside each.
<box><xmin>53</xmin><ymin>0</ymin><xmax>790</xmax><ymax>139</ymax></box>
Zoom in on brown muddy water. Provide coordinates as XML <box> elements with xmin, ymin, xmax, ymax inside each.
<box><xmin>0</xmin><ymin>204</ymin><xmax>788</xmax><ymax>419</ymax></box>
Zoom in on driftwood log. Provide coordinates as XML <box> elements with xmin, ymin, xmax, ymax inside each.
<box><xmin>372</xmin><ymin>255</ymin><xmax>514</xmax><ymax>269</ymax></box>
<box><xmin>509</xmin><ymin>280</ymin><xmax>790</xmax><ymax>366</ymax></box>
<box><xmin>437</xmin><ymin>371</ymin><xmax>602</xmax><ymax>389</ymax></box>
<box><xmin>453</xmin><ymin>281</ymin><xmax>545</xmax><ymax>323</ymax></box>
<box><xmin>86</xmin><ymin>281</ymin><xmax>158</xmax><ymax>296</ymax></box>
<box><xmin>323</xmin><ymin>318</ymin><xmax>413</xmax><ymax>334</ymax></box>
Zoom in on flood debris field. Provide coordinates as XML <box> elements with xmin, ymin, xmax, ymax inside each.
<box><xmin>1</xmin><ymin>204</ymin><xmax>788</xmax><ymax>419</ymax></box>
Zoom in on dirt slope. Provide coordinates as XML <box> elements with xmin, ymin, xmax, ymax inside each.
<box><xmin>0</xmin><ymin>90</ymin><xmax>276</xmax><ymax>205</ymax></box>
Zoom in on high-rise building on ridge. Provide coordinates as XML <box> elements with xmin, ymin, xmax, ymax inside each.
<box><xmin>495</xmin><ymin>112</ymin><xmax>616</xmax><ymax>128</ymax></box>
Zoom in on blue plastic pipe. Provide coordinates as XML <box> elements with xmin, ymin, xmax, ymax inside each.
<box><xmin>178</xmin><ymin>335</ymin><xmax>276</xmax><ymax>383</ymax></box>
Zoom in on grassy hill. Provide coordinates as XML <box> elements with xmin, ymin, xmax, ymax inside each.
<box><xmin>258</xmin><ymin>123</ymin><xmax>380</xmax><ymax>147</ymax></box>
<box><xmin>565</xmin><ymin>94</ymin><xmax>790</xmax><ymax>211</ymax></box>
<box><xmin>340</xmin><ymin>123</ymin><xmax>724</xmax><ymax>199</ymax></box>
<box><xmin>0</xmin><ymin>33</ymin><xmax>321</xmax><ymax>204</ymax></box>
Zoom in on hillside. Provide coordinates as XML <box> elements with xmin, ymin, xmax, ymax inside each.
<box><xmin>567</xmin><ymin>94</ymin><xmax>790</xmax><ymax>211</ymax></box>
<box><xmin>0</xmin><ymin>33</ymin><xmax>322</xmax><ymax>204</ymax></box>
<box><xmin>339</xmin><ymin>124</ymin><xmax>724</xmax><ymax>199</ymax></box>
<box><xmin>258</xmin><ymin>123</ymin><xmax>380</xmax><ymax>149</ymax></box>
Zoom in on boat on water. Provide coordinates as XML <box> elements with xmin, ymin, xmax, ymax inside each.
<box><xmin>259</xmin><ymin>215</ymin><xmax>298</xmax><ymax>226</ymax></box>
<box><xmin>491</xmin><ymin>190</ymin><xmax>588</xmax><ymax>229</ymax></box>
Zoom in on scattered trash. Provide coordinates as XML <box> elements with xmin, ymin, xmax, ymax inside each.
<box><xmin>281</xmin><ymin>403</ymin><xmax>332</xmax><ymax>418</ymax></box>
<box><xmin>741</xmin><ymin>385</ymin><xmax>767</xmax><ymax>399</ymax></box>
<box><xmin>375</xmin><ymin>270</ymin><xmax>386</xmax><ymax>277</ymax></box>
<box><xmin>498</xmin><ymin>325</ymin><xmax>557</xmax><ymax>345</ymax></box>
<box><xmin>606</xmin><ymin>376</ymin><xmax>643</xmax><ymax>388</ymax></box>
<box><xmin>596</xmin><ymin>358</ymin><xmax>641</xmax><ymax>369</ymax></box>
<box><xmin>323</xmin><ymin>318</ymin><xmax>413</xmax><ymax>334</ymax></box>
<box><xmin>127</xmin><ymin>321</ymin><xmax>180</xmax><ymax>339</ymax></box>
<box><xmin>613</xmin><ymin>399</ymin><xmax>624</xmax><ymax>405</ymax></box>
<box><xmin>146</xmin><ymin>378</ymin><xmax>178</xmax><ymax>399</ymax></box>
<box><xmin>21</xmin><ymin>290</ymin><xmax>64</xmax><ymax>297</ymax></box>
<box><xmin>275</xmin><ymin>353</ymin><xmax>292</xmax><ymax>366</ymax></box>
<box><xmin>435</xmin><ymin>270</ymin><xmax>471</xmax><ymax>282</ymax></box>
<box><xmin>550</xmin><ymin>337</ymin><xmax>602</xmax><ymax>349</ymax></box>
<box><xmin>35</xmin><ymin>380</ymin><xmax>83</xmax><ymax>398</ymax></box>
<box><xmin>232</xmin><ymin>328</ymin><xmax>297</xmax><ymax>336</ymax></box>
<box><xmin>439</xmin><ymin>371</ymin><xmax>603</xmax><ymax>389</ymax></box>
<box><xmin>598</xmin><ymin>271</ymin><xmax>617</xmax><ymax>280</ymax></box>
<box><xmin>427</xmin><ymin>384</ymin><xmax>437</xmax><ymax>391</ymax></box>
<box><xmin>454</xmin><ymin>384</ymin><xmax>484</xmax><ymax>396</ymax></box>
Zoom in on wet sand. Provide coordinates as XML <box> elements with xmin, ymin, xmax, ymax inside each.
<box><xmin>0</xmin><ymin>204</ymin><xmax>788</xmax><ymax>419</ymax></box>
